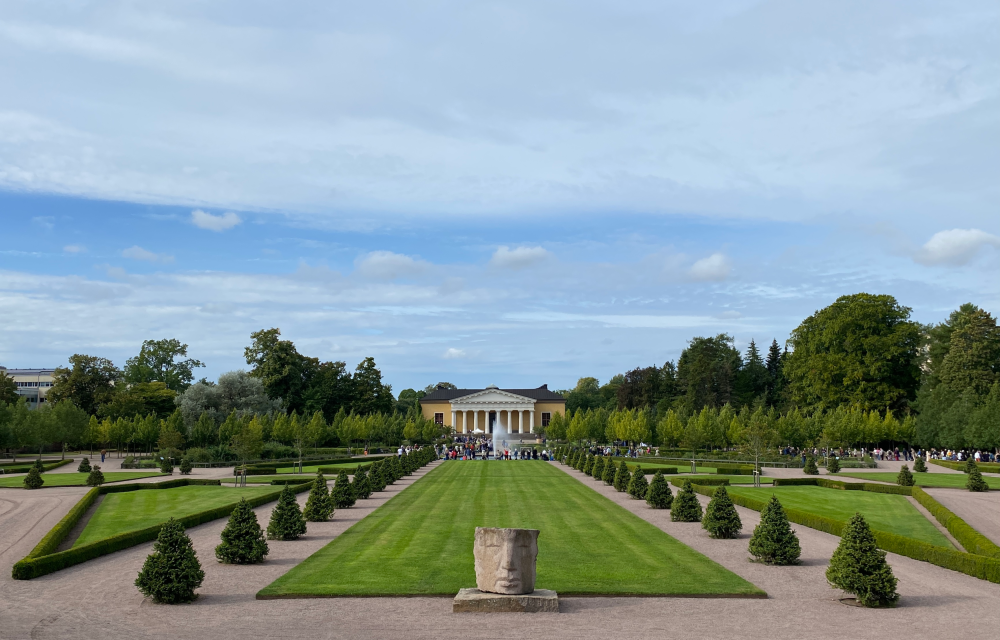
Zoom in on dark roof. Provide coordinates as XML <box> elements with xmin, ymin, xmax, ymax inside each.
<box><xmin>421</xmin><ymin>385</ymin><xmax>565</xmax><ymax>402</ymax></box>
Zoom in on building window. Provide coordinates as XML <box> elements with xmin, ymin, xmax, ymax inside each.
<box><xmin>542</xmin><ymin>412</ymin><xmax>551</xmax><ymax>427</ymax></box>
<box><xmin>434</xmin><ymin>413</ymin><xmax>444</xmax><ymax>425</ymax></box>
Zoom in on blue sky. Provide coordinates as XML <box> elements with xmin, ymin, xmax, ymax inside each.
<box><xmin>0</xmin><ymin>1</ymin><xmax>998</xmax><ymax>392</ymax></box>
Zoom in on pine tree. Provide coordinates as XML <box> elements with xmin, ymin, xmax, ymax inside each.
<box><xmin>748</xmin><ymin>495</ymin><xmax>801</xmax><ymax>565</ymax></box>
<box><xmin>160</xmin><ymin>458</ymin><xmax>174</xmax><ymax>474</ymax></box>
<box><xmin>592</xmin><ymin>456</ymin><xmax>605</xmax><ymax>480</ymax></box>
<box><xmin>896</xmin><ymin>465</ymin><xmax>914</xmax><ymax>487</ymax></box>
<box><xmin>77</xmin><ymin>457</ymin><xmax>92</xmax><ymax>473</ymax></box>
<box><xmin>23</xmin><ymin>466</ymin><xmax>44</xmax><ymax>489</ymax></box>
<box><xmin>703</xmin><ymin>486</ymin><xmax>742</xmax><ymax>538</ymax></box>
<box><xmin>602</xmin><ymin>457</ymin><xmax>617</xmax><ymax>484</ymax></box>
<box><xmin>670</xmin><ymin>480</ymin><xmax>703</xmax><ymax>522</ymax></box>
<box><xmin>966</xmin><ymin>468</ymin><xmax>989</xmax><ymax>492</ymax></box>
<box><xmin>303</xmin><ymin>473</ymin><xmax>334</xmax><ymax>521</ymax></box>
<box><xmin>331</xmin><ymin>469</ymin><xmax>356</xmax><ymax>509</ymax></box>
<box><xmin>179</xmin><ymin>458</ymin><xmax>193</xmax><ymax>475</ymax></box>
<box><xmin>613</xmin><ymin>461</ymin><xmax>630</xmax><ymax>492</ymax></box>
<box><xmin>646</xmin><ymin>471</ymin><xmax>673</xmax><ymax>509</ymax></box>
<box><xmin>627</xmin><ymin>465</ymin><xmax>649</xmax><ymax>499</ymax></box>
<box><xmin>826</xmin><ymin>456</ymin><xmax>840</xmax><ymax>474</ymax></box>
<box><xmin>582</xmin><ymin>455</ymin><xmax>594</xmax><ymax>475</ymax></box>
<box><xmin>135</xmin><ymin>518</ymin><xmax>204</xmax><ymax>603</ymax></box>
<box><xmin>803</xmin><ymin>456</ymin><xmax>818</xmax><ymax>475</ymax></box>
<box><xmin>352</xmin><ymin>466</ymin><xmax>372</xmax><ymax>500</ymax></box>
<box><xmin>267</xmin><ymin>484</ymin><xmax>307</xmax><ymax>540</ymax></box>
<box><xmin>215</xmin><ymin>498</ymin><xmax>269</xmax><ymax>564</ymax></box>
<box><xmin>86</xmin><ymin>465</ymin><xmax>105</xmax><ymax>487</ymax></box>
<box><xmin>826</xmin><ymin>512</ymin><xmax>899</xmax><ymax>607</ymax></box>
<box><xmin>913</xmin><ymin>457</ymin><xmax>927</xmax><ymax>472</ymax></box>
<box><xmin>965</xmin><ymin>458</ymin><xmax>979</xmax><ymax>474</ymax></box>
<box><xmin>32</xmin><ymin>458</ymin><xmax>45</xmax><ymax>471</ymax></box>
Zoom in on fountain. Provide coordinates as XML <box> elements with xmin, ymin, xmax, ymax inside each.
<box><xmin>491</xmin><ymin>412</ymin><xmax>508</xmax><ymax>460</ymax></box>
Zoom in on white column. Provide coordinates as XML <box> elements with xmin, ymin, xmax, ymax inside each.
<box><xmin>502</xmin><ymin>409</ymin><xmax>508</xmax><ymax>433</ymax></box>
<box><xmin>529</xmin><ymin>410</ymin><xmax>535</xmax><ymax>433</ymax></box>
<box><xmin>451</xmin><ymin>410</ymin><xmax>456</xmax><ymax>431</ymax></box>
<box><xmin>475</xmin><ymin>410</ymin><xmax>479</xmax><ymax>432</ymax></box>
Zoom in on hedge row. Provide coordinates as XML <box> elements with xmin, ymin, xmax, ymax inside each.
<box><xmin>0</xmin><ymin>459</ymin><xmax>75</xmax><ymax>475</ymax></box>
<box><xmin>929</xmin><ymin>459</ymin><xmax>1000</xmax><ymax>473</ymax></box>
<box><xmin>771</xmin><ymin>477</ymin><xmax>913</xmax><ymax>495</ymax></box>
<box><xmin>236</xmin><ymin>466</ymin><xmax>277</xmax><ymax>476</ymax></box>
<box><xmin>714</xmin><ymin>465</ymin><xmax>755</xmax><ymax>475</ymax></box>
<box><xmin>912</xmin><ymin>487</ymin><xmax>1000</xmax><ymax>559</ymax></box>
<box><xmin>671</xmin><ymin>476</ymin><xmax>730</xmax><ymax>488</ymax></box>
<box><xmin>12</xmin><ymin>478</ymin><xmax>307</xmax><ymax>580</ymax></box>
<box><xmin>689</xmin><ymin>481</ymin><xmax>1000</xmax><ymax>584</ymax></box>
<box><xmin>270</xmin><ymin>478</ymin><xmax>315</xmax><ymax>485</ymax></box>
<box><xmin>317</xmin><ymin>464</ymin><xmax>372</xmax><ymax>474</ymax></box>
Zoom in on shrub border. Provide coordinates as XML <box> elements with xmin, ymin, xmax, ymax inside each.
<box><xmin>0</xmin><ymin>458</ymin><xmax>75</xmax><ymax>475</ymax></box>
<box><xmin>929</xmin><ymin>459</ymin><xmax>1000</xmax><ymax>473</ymax></box>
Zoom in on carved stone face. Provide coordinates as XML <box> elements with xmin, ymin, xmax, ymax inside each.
<box><xmin>474</xmin><ymin>527</ymin><xmax>539</xmax><ymax>595</ymax></box>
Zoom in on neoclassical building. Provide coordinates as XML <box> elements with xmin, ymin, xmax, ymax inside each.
<box><xmin>420</xmin><ymin>384</ymin><xmax>566</xmax><ymax>438</ymax></box>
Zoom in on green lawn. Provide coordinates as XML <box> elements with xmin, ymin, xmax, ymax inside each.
<box><xmin>837</xmin><ymin>472</ymin><xmax>1000</xmax><ymax>489</ymax></box>
<box><xmin>0</xmin><ymin>471</ymin><xmax>165</xmax><ymax>488</ymax></box>
<box><xmin>222</xmin><ymin>475</ymin><xmax>319</xmax><ymax>484</ymax></box>
<box><xmin>259</xmin><ymin>461</ymin><xmax>763</xmax><ymax>598</ymax></box>
<box><xmin>727</xmin><ymin>486</ymin><xmax>953</xmax><ymax>548</ymax></box>
<box><xmin>74</xmin><ymin>485</ymin><xmax>279</xmax><ymax>546</ymax></box>
<box><xmin>273</xmin><ymin>461</ymin><xmax>371</xmax><ymax>473</ymax></box>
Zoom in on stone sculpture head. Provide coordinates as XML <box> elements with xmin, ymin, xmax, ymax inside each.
<box><xmin>474</xmin><ymin>527</ymin><xmax>539</xmax><ymax>595</ymax></box>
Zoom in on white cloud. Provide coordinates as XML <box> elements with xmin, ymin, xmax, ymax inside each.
<box><xmin>354</xmin><ymin>251</ymin><xmax>426</xmax><ymax>280</ymax></box>
<box><xmin>63</xmin><ymin>244</ymin><xmax>85</xmax><ymax>253</ymax></box>
<box><xmin>490</xmin><ymin>246</ymin><xmax>550</xmax><ymax>270</ymax></box>
<box><xmin>121</xmin><ymin>245</ymin><xmax>174</xmax><ymax>263</ymax></box>
<box><xmin>914</xmin><ymin>228</ymin><xmax>1000</xmax><ymax>266</ymax></box>
<box><xmin>443</xmin><ymin>348</ymin><xmax>467</xmax><ymax>359</ymax></box>
<box><xmin>688</xmin><ymin>253</ymin><xmax>731</xmax><ymax>282</ymax></box>
<box><xmin>191</xmin><ymin>209</ymin><xmax>242</xmax><ymax>232</ymax></box>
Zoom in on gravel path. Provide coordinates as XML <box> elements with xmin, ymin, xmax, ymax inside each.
<box><xmin>1</xmin><ymin>459</ymin><xmax>999</xmax><ymax>640</ymax></box>
<box><xmin>923</xmin><ymin>488</ymin><xmax>1000</xmax><ymax>547</ymax></box>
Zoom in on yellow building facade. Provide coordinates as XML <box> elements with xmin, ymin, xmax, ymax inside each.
<box><xmin>420</xmin><ymin>384</ymin><xmax>566</xmax><ymax>438</ymax></box>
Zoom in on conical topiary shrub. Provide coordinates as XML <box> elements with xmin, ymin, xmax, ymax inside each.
<box><xmin>670</xmin><ymin>480</ymin><xmax>703</xmax><ymax>522</ymax></box>
<box><xmin>135</xmin><ymin>518</ymin><xmax>204</xmax><ymax>603</ymax></box>
<box><xmin>748</xmin><ymin>495</ymin><xmax>801</xmax><ymax>565</ymax></box>
<box><xmin>965</xmin><ymin>458</ymin><xmax>978</xmax><ymax>474</ymax></box>
<box><xmin>703</xmin><ymin>485</ymin><xmax>742</xmax><ymax>538</ymax></box>
<box><xmin>86</xmin><ymin>465</ymin><xmax>105</xmax><ymax>487</ymax></box>
<box><xmin>331</xmin><ymin>469</ymin><xmax>356</xmax><ymax>509</ymax></box>
<box><xmin>592</xmin><ymin>456</ymin><xmax>605</xmax><ymax>480</ymax></box>
<box><xmin>913</xmin><ymin>457</ymin><xmax>927</xmax><ymax>472</ymax></box>
<box><xmin>627</xmin><ymin>466</ymin><xmax>649</xmax><ymax>500</ymax></box>
<box><xmin>215</xmin><ymin>498</ymin><xmax>269</xmax><ymax>564</ymax></box>
<box><xmin>803</xmin><ymin>456</ymin><xmax>818</xmax><ymax>475</ymax></box>
<box><xmin>582</xmin><ymin>455</ymin><xmax>594</xmax><ymax>475</ymax></box>
<box><xmin>352</xmin><ymin>466</ymin><xmax>372</xmax><ymax>500</ymax></box>
<box><xmin>966</xmin><ymin>468</ymin><xmax>989</xmax><ymax>492</ymax></box>
<box><xmin>303</xmin><ymin>473</ymin><xmax>334</xmax><ymax>522</ymax></box>
<box><xmin>826</xmin><ymin>512</ymin><xmax>899</xmax><ymax>607</ymax></box>
<box><xmin>78</xmin><ymin>457</ymin><xmax>92</xmax><ymax>473</ymax></box>
<box><xmin>179</xmin><ymin>458</ymin><xmax>193</xmax><ymax>475</ymax></box>
<box><xmin>266</xmin><ymin>484</ymin><xmax>307</xmax><ymax>541</ymax></box>
<box><xmin>613</xmin><ymin>461</ymin><xmax>630</xmax><ymax>492</ymax></box>
<box><xmin>826</xmin><ymin>456</ymin><xmax>840</xmax><ymax>474</ymax></box>
<box><xmin>602</xmin><ymin>457</ymin><xmax>617</xmax><ymax>484</ymax></box>
<box><xmin>160</xmin><ymin>458</ymin><xmax>174</xmax><ymax>474</ymax></box>
<box><xmin>23</xmin><ymin>466</ymin><xmax>44</xmax><ymax>489</ymax></box>
<box><xmin>896</xmin><ymin>465</ymin><xmax>914</xmax><ymax>487</ymax></box>
<box><xmin>646</xmin><ymin>471</ymin><xmax>673</xmax><ymax>509</ymax></box>
<box><xmin>32</xmin><ymin>458</ymin><xmax>45</xmax><ymax>471</ymax></box>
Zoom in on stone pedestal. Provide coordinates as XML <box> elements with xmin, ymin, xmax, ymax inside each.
<box><xmin>453</xmin><ymin>588</ymin><xmax>559</xmax><ymax>613</ymax></box>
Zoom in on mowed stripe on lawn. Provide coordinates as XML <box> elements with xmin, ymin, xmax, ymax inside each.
<box><xmin>259</xmin><ymin>461</ymin><xmax>763</xmax><ymax>597</ymax></box>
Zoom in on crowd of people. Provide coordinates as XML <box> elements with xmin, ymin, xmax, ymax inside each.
<box><xmin>436</xmin><ymin>441</ymin><xmax>557</xmax><ymax>461</ymax></box>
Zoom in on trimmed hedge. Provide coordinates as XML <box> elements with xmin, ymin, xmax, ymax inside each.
<box><xmin>912</xmin><ymin>487</ymin><xmax>1000</xmax><ymax>559</ymax></box>
<box><xmin>930</xmin><ymin>459</ymin><xmax>1000</xmax><ymax>474</ymax></box>
<box><xmin>714</xmin><ymin>465</ymin><xmax>755</xmax><ymax>476</ymax></box>
<box><xmin>670</xmin><ymin>476</ymin><xmax>729</xmax><ymax>488</ymax></box>
<box><xmin>270</xmin><ymin>478</ymin><xmax>315</xmax><ymax>485</ymax></box>
<box><xmin>11</xmin><ymin>478</ymin><xmax>311</xmax><ymax>580</ymax></box>
<box><xmin>235</xmin><ymin>466</ymin><xmax>277</xmax><ymax>476</ymax></box>
<box><xmin>0</xmin><ymin>459</ymin><xmax>75</xmax><ymax>475</ymax></box>
<box><xmin>770</xmin><ymin>478</ymin><xmax>912</xmax><ymax>495</ymax></box>
<box><xmin>317</xmin><ymin>464</ymin><xmax>372</xmax><ymax>474</ymax></box>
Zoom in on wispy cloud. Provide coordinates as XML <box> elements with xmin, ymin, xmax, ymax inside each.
<box><xmin>688</xmin><ymin>253</ymin><xmax>732</xmax><ymax>282</ymax></box>
<box><xmin>191</xmin><ymin>209</ymin><xmax>242</xmax><ymax>232</ymax></box>
<box><xmin>914</xmin><ymin>229</ymin><xmax>1000</xmax><ymax>266</ymax></box>
<box><xmin>121</xmin><ymin>245</ymin><xmax>174</xmax><ymax>263</ymax></box>
<box><xmin>490</xmin><ymin>246</ymin><xmax>550</xmax><ymax>270</ymax></box>
<box><xmin>354</xmin><ymin>251</ymin><xmax>428</xmax><ymax>280</ymax></box>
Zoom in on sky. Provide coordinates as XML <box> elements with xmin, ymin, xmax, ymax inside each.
<box><xmin>0</xmin><ymin>0</ymin><xmax>998</xmax><ymax>393</ymax></box>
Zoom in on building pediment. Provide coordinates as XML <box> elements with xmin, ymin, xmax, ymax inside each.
<box><xmin>450</xmin><ymin>388</ymin><xmax>535</xmax><ymax>406</ymax></box>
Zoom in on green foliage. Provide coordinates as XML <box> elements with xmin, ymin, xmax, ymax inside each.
<box><xmin>86</xmin><ymin>465</ymin><xmax>105</xmax><ymax>487</ymax></box>
<box><xmin>267</xmin><ymin>484</ymin><xmax>307</xmax><ymax>540</ymax></box>
<box><xmin>179</xmin><ymin>458</ymin><xmax>193</xmax><ymax>475</ymax></box>
<box><xmin>23</xmin><ymin>467</ymin><xmax>44</xmax><ymax>489</ymax></box>
<box><xmin>591</xmin><ymin>456</ymin><xmax>605</xmax><ymax>480</ymax></box>
<box><xmin>748</xmin><ymin>496</ymin><xmax>801</xmax><ymax>565</ymax></box>
<box><xmin>826</xmin><ymin>456</ymin><xmax>840</xmax><ymax>474</ymax></box>
<box><xmin>965</xmin><ymin>458</ymin><xmax>979</xmax><ymax>474</ymax></box>
<box><xmin>135</xmin><ymin>518</ymin><xmax>204</xmax><ymax>603</ymax></box>
<box><xmin>582</xmin><ymin>454</ymin><xmax>594</xmax><ymax>475</ymax></box>
<box><xmin>331</xmin><ymin>469</ymin><xmax>356</xmax><ymax>509</ymax></box>
<box><xmin>913</xmin><ymin>457</ymin><xmax>927</xmax><ymax>472</ymax></box>
<box><xmin>703</xmin><ymin>485</ymin><xmax>742</xmax><ymax>539</ymax></box>
<box><xmin>303</xmin><ymin>473</ymin><xmax>334</xmax><ymax>521</ymax></box>
<box><xmin>215</xmin><ymin>498</ymin><xmax>269</xmax><ymax>564</ymax></box>
<box><xmin>352</xmin><ymin>466</ymin><xmax>372</xmax><ymax>500</ymax></box>
<box><xmin>670</xmin><ymin>481</ymin><xmax>703</xmax><ymax>522</ymax></box>
<box><xmin>602</xmin><ymin>456</ymin><xmax>616</xmax><ymax>484</ymax></box>
<box><xmin>826</xmin><ymin>513</ymin><xmax>899</xmax><ymax>607</ymax></box>
<box><xmin>646</xmin><ymin>471</ymin><xmax>673</xmax><ymax>509</ymax></box>
<box><xmin>966</xmin><ymin>468</ymin><xmax>989</xmax><ymax>492</ymax></box>
<box><xmin>802</xmin><ymin>456</ymin><xmax>818</xmax><ymax>475</ymax></box>
<box><xmin>32</xmin><ymin>458</ymin><xmax>45</xmax><ymax>471</ymax></box>
<box><xmin>896</xmin><ymin>465</ymin><xmax>914</xmax><ymax>486</ymax></box>
<box><xmin>675</xmin><ymin>334</ymin><xmax>742</xmax><ymax>412</ymax></box>
<box><xmin>613</xmin><ymin>460</ymin><xmax>630</xmax><ymax>492</ymax></box>
<box><xmin>627</xmin><ymin>465</ymin><xmax>649</xmax><ymax>499</ymax></box>
<box><xmin>160</xmin><ymin>458</ymin><xmax>174</xmax><ymax>474</ymax></box>
<box><xmin>77</xmin><ymin>457</ymin><xmax>92</xmax><ymax>473</ymax></box>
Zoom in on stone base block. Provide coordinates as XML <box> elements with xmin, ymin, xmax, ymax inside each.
<box><xmin>453</xmin><ymin>589</ymin><xmax>559</xmax><ymax>613</ymax></box>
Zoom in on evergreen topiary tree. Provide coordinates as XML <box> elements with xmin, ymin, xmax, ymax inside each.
<box><xmin>352</xmin><ymin>466</ymin><xmax>372</xmax><ymax>500</ymax></box>
<box><xmin>913</xmin><ymin>457</ymin><xmax>927</xmax><ymax>472</ymax></box>
<box><xmin>267</xmin><ymin>484</ymin><xmax>307</xmax><ymax>540</ymax></box>
<box><xmin>627</xmin><ymin>465</ymin><xmax>649</xmax><ymax>499</ymax></box>
<box><xmin>826</xmin><ymin>512</ymin><xmax>899</xmax><ymax>607</ymax></box>
<box><xmin>23</xmin><ymin>466</ymin><xmax>44</xmax><ymax>489</ymax></box>
<box><xmin>602</xmin><ymin>457</ymin><xmax>616</xmax><ymax>484</ymax></box>
<box><xmin>582</xmin><ymin>455</ymin><xmax>594</xmax><ymax>475</ymax></box>
<box><xmin>32</xmin><ymin>458</ymin><xmax>45</xmax><ymax>471</ymax></box>
<box><xmin>670</xmin><ymin>480</ymin><xmax>703</xmax><ymax>522</ymax></box>
<box><xmin>803</xmin><ymin>456</ymin><xmax>819</xmax><ymax>475</ymax></box>
<box><xmin>966</xmin><ymin>468</ymin><xmax>989</xmax><ymax>492</ymax></box>
<box><xmin>135</xmin><ymin>518</ymin><xmax>204</xmax><ymax>603</ymax></box>
<box><xmin>826</xmin><ymin>456</ymin><xmax>840</xmax><ymax>474</ymax></box>
<box><xmin>331</xmin><ymin>469</ymin><xmax>356</xmax><ymax>509</ymax></box>
<box><xmin>303</xmin><ymin>473</ymin><xmax>334</xmax><ymax>521</ymax></box>
<box><xmin>703</xmin><ymin>486</ymin><xmax>742</xmax><ymax>538</ymax></box>
<box><xmin>748</xmin><ymin>495</ymin><xmax>801</xmax><ymax>565</ymax></box>
<box><xmin>592</xmin><ymin>456</ymin><xmax>605</xmax><ymax>480</ymax></box>
<box><xmin>613</xmin><ymin>461</ymin><xmax>630</xmax><ymax>492</ymax></box>
<box><xmin>215</xmin><ymin>498</ymin><xmax>269</xmax><ymax>564</ymax></box>
<box><xmin>646</xmin><ymin>471</ymin><xmax>673</xmax><ymax>509</ymax></box>
<box><xmin>86</xmin><ymin>465</ymin><xmax>105</xmax><ymax>487</ymax></box>
<box><xmin>965</xmin><ymin>458</ymin><xmax>978</xmax><ymax>474</ymax></box>
<box><xmin>160</xmin><ymin>457</ymin><xmax>174</xmax><ymax>474</ymax></box>
<box><xmin>896</xmin><ymin>465</ymin><xmax>914</xmax><ymax>487</ymax></box>
<box><xmin>179</xmin><ymin>458</ymin><xmax>193</xmax><ymax>475</ymax></box>
<box><xmin>78</xmin><ymin>457</ymin><xmax>92</xmax><ymax>473</ymax></box>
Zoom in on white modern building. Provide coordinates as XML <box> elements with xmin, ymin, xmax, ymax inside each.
<box><xmin>0</xmin><ymin>367</ymin><xmax>56</xmax><ymax>407</ymax></box>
